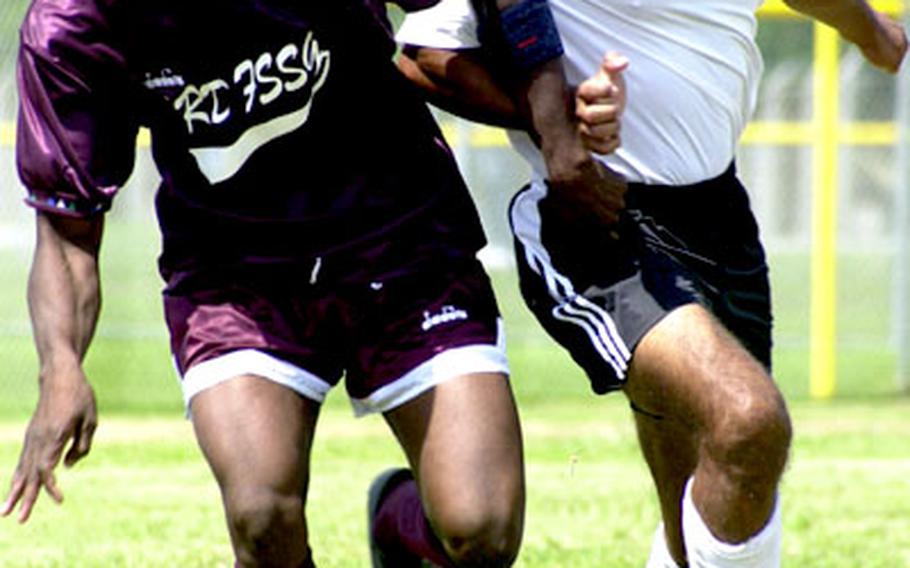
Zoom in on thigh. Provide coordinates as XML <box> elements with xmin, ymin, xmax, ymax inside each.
<box><xmin>190</xmin><ymin>375</ymin><xmax>320</xmax><ymax>497</ymax></box>
<box><xmin>510</xmin><ymin>186</ymin><xmax>697</xmax><ymax>396</ymax></box>
<box><xmin>624</xmin><ymin>303</ymin><xmax>781</xmax><ymax>429</ymax></box>
<box><xmin>384</xmin><ymin>372</ymin><xmax>524</xmax><ymax>525</ymax></box>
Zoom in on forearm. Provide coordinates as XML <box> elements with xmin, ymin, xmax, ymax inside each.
<box><xmin>483</xmin><ymin>0</ymin><xmax>591</xmax><ymax>179</ymax></box>
<box><xmin>27</xmin><ymin>212</ymin><xmax>103</xmax><ymax>381</ymax></box>
<box><xmin>2</xmin><ymin>212</ymin><xmax>103</xmax><ymax>523</ymax></box>
<box><xmin>784</xmin><ymin>0</ymin><xmax>877</xmax><ymax>44</ymax></box>
<box><xmin>399</xmin><ymin>47</ymin><xmax>526</xmax><ymax>129</ymax></box>
<box><xmin>517</xmin><ymin>58</ymin><xmax>590</xmax><ymax>178</ymax></box>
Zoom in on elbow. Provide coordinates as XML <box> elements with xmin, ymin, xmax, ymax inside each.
<box><xmin>398</xmin><ymin>45</ymin><xmax>452</xmax><ymax>89</ymax></box>
<box><xmin>397</xmin><ymin>47</ymin><xmax>429</xmax><ymax>88</ymax></box>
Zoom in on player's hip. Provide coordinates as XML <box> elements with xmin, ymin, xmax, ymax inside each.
<box><xmin>508</xmin><ymin>163</ymin><xmax>772</xmax><ymax>393</ymax></box>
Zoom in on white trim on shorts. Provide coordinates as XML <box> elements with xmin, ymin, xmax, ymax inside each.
<box><xmin>180</xmin><ymin>348</ymin><xmax>333</xmax><ymax>410</ymax></box>
<box><xmin>350</xmin><ymin>318</ymin><xmax>509</xmax><ymax>417</ymax></box>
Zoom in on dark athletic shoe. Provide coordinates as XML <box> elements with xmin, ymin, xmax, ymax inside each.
<box><xmin>367</xmin><ymin>467</ymin><xmax>424</xmax><ymax>568</ymax></box>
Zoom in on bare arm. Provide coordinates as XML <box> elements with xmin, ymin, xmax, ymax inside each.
<box><xmin>784</xmin><ymin>0</ymin><xmax>907</xmax><ymax>72</ymax></box>
<box><xmin>399</xmin><ymin>46</ymin><xmax>526</xmax><ymax>129</ymax></box>
<box><xmin>398</xmin><ymin>0</ymin><xmax>628</xmax><ymax>223</ymax></box>
<box><xmin>29</xmin><ymin>213</ymin><xmax>103</xmax><ymax>372</ymax></box>
<box><xmin>2</xmin><ymin>212</ymin><xmax>103</xmax><ymax>523</ymax></box>
<box><xmin>399</xmin><ymin>46</ymin><xmax>627</xmax><ymax>153</ymax></box>
<box><xmin>477</xmin><ymin>0</ymin><xmax>626</xmax><ymax>224</ymax></box>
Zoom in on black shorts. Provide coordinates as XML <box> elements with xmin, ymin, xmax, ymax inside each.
<box><xmin>509</xmin><ymin>164</ymin><xmax>772</xmax><ymax>394</ymax></box>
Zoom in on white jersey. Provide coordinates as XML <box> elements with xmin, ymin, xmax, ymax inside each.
<box><xmin>397</xmin><ymin>0</ymin><xmax>764</xmax><ymax>186</ymax></box>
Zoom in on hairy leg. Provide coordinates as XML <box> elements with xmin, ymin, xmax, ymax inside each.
<box><xmin>190</xmin><ymin>375</ymin><xmax>320</xmax><ymax>568</ymax></box>
<box><xmin>384</xmin><ymin>373</ymin><xmax>525</xmax><ymax>566</ymax></box>
<box><xmin>633</xmin><ymin>408</ymin><xmax>698</xmax><ymax>565</ymax></box>
<box><xmin>624</xmin><ymin>305</ymin><xmax>791</xmax><ymax>556</ymax></box>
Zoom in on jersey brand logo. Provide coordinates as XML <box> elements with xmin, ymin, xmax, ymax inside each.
<box><xmin>421</xmin><ymin>305</ymin><xmax>469</xmax><ymax>331</ymax></box>
<box><xmin>143</xmin><ymin>68</ymin><xmax>186</xmax><ymax>90</ymax></box>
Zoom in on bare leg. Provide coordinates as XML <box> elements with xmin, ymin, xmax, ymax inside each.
<box><xmin>384</xmin><ymin>372</ymin><xmax>525</xmax><ymax>566</ymax></box>
<box><xmin>191</xmin><ymin>375</ymin><xmax>320</xmax><ymax>568</ymax></box>
<box><xmin>624</xmin><ymin>304</ymin><xmax>791</xmax><ymax>564</ymax></box>
<box><xmin>633</xmin><ymin>408</ymin><xmax>698</xmax><ymax>564</ymax></box>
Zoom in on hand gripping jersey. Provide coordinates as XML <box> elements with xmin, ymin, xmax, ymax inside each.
<box><xmin>17</xmin><ymin>0</ymin><xmax>484</xmax><ymax>279</ymax></box>
<box><xmin>396</xmin><ymin>0</ymin><xmax>764</xmax><ymax>186</ymax></box>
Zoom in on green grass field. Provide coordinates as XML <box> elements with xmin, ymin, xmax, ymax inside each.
<box><xmin>1</xmin><ymin>401</ymin><xmax>908</xmax><ymax>567</ymax></box>
<box><xmin>1</xmin><ymin>222</ymin><xmax>909</xmax><ymax>566</ymax></box>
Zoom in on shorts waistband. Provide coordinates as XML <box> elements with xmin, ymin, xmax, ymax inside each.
<box><xmin>628</xmin><ymin>162</ymin><xmax>737</xmax><ymax>193</ymax></box>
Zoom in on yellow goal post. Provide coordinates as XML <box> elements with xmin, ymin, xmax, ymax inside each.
<box><xmin>759</xmin><ymin>0</ymin><xmax>907</xmax><ymax>399</ymax></box>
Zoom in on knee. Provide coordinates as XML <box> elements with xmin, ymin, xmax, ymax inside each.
<box><xmin>433</xmin><ymin>502</ymin><xmax>523</xmax><ymax>567</ymax></box>
<box><xmin>706</xmin><ymin>383</ymin><xmax>792</xmax><ymax>478</ymax></box>
<box><xmin>224</xmin><ymin>486</ymin><xmax>307</xmax><ymax>560</ymax></box>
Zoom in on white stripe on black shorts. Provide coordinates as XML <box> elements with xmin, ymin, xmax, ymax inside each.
<box><xmin>509</xmin><ymin>163</ymin><xmax>772</xmax><ymax>394</ymax></box>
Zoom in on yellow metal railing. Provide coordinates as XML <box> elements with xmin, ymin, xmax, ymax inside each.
<box><xmin>760</xmin><ymin>0</ymin><xmax>905</xmax><ymax>17</ymax></box>
<box><xmin>0</xmin><ymin>121</ymin><xmax>13</xmax><ymax>148</ymax></box>
<box><xmin>759</xmin><ymin>0</ymin><xmax>904</xmax><ymax>398</ymax></box>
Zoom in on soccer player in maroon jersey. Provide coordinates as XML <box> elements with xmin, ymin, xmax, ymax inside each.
<box><xmin>0</xmin><ymin>1</ymin><xmax>547</xmax><ymax>566</ymax></box>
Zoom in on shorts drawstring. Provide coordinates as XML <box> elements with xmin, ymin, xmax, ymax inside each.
<box><xmin>309</xmin><ymin>256</ymin><xmax>323</xmax><ymax>285</ymax></box>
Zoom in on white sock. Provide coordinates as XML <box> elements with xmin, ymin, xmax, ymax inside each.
<box><xmin>681</xmin><ymin>477</ymin><xmax>782</xmax><ymax>568</ymax></box>
<box><xmin>646</xmin><ymin>522</ymin><xmax>682</xmax><ymax>568</ymax></box>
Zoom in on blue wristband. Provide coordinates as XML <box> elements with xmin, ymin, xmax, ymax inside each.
<box><xmin>499</xmin><ymin>0</ymin><xmax>564</xmax><ymax>72</ymax></box>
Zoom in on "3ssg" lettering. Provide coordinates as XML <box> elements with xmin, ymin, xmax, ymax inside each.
<box><xmin>174</xmin><ymin>31</ymin><xmax>330</xmax><ymax>134</ymax></box>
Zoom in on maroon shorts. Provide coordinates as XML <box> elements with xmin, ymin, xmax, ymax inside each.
<box><xmin>163</xmin><ymin>254</ymin><xmax>508</xmax><ymax>415</ymax></box>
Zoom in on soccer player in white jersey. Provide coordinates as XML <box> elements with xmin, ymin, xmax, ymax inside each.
<box><xmin>394</xmin><ymin>0</ymin><xmax>907</xmax><ymax>566</ymax></box>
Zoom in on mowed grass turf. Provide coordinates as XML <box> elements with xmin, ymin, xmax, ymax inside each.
<box><xmin>0</xmin><ymin>399</ymin><xmax>908</xmax><ymax>567</ymax></box>
<box><xmin>0</xmin><ymin>222</ymin><xmax>908</xmax><ymax>565</ymax></box>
